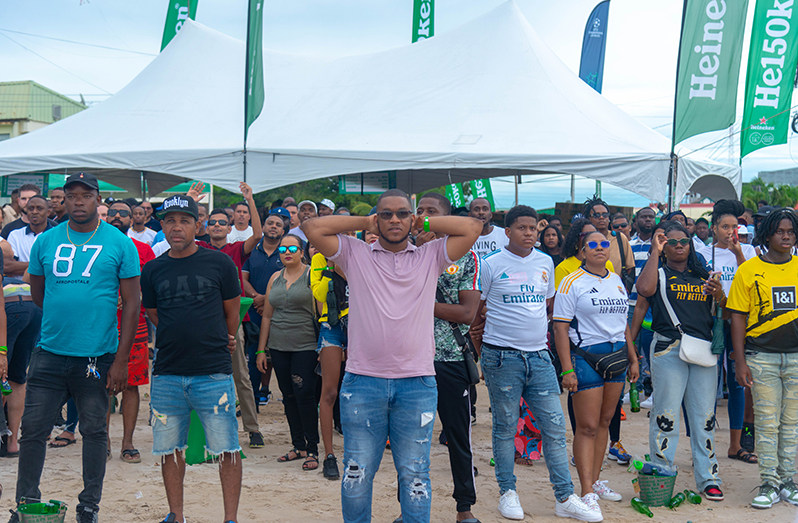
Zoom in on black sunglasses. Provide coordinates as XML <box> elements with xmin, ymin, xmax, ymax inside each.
<box><xmin>207</xmin><ymin>219</ymin><xmax>229</xmax><ymax>226</ymax></box>
<box><xmin>666</xmin><ymin>238</ymin><xmax>691</xmax><ymax>246</ymax></box>
<box><xmin>278</xmin><ymin>245</ymin><xmax>300</xmax><ymax>254</ymax></box>
<box><xmin>377</xmin><ymin>210</ymin><xmax>413</xmax><ymax>220</ymax></box>
<box><xmin>612</xmin><ymin>223</ymin><xmax>628</xmax><ymax>229</ymax></box>
<box><xmin>591</xmin><ymin>212</ymin><xmax>610</xmax><ymax>219</ymax></box>
<box><xmin>107</xmin><ymin>209</ymin><xmax>130</xmax><ymax>218</ymax></box>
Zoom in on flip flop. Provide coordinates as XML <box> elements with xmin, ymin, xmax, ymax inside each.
<box><xmin>277</xmin><ymin>448</ymin><xmax>305</xmax><ymax>462</ymax></box>
<box><xmin>48</xmin><ymin>436</ymin><xmax>76</xmax><ymax>448</ymax></box>
<box><xmin>121</xmin><ymin>448</ymin><xmax>141</xmax><ymax>463</ymax></box>
<box><xmin>728</xmin><ymin>448</ymin><xmax>757</xmax><ymax>463</ymax></box>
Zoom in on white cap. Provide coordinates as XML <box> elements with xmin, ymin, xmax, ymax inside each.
<box><xmin>298</xmin><ymin>200</ymin><xmax>317</xmax><ymax>213</ymax></box>
<box><xmin>320</xmin><ymin>198</ymin><xmax>335</xmax><ymax>212</ymax></box>
<box><xmin>737</xmin><ymin>224</ymin><xmax>749</xmax><ymax>236</ymax></box>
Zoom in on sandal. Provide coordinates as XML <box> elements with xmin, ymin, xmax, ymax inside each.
<box><xmin>728</xmin><ymin>448</ymin><xmax>758</xmax><ymax>463</ymax></box>
<box><xmin>48</xmin><ymin>436</ymin><xmax>76</xmax><ymax>448</ymax></box>
<box><xmin>277</xmin><ymin>448</ymin><xmax>305</xmax><ymax>462</ymax></box>
<box><xmin>121</xmin><ymin>448</ymin><xmax>141</xmax><ymax>463</ymax></box>
<box><xmin>302</xmin><ymin>453</ymin><xmax>319</xmax><ymax>471</ymax></box>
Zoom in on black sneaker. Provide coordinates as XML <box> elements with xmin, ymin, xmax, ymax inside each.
<box><xmin>323</xmin><ymin>453</ymin><xmax>340</xmax><ymax>480</ymax></box>
<box><xmin>76</xmin><ymin>507</ymin><xmax>99</xmax><ymax>523</ymax></box>
<box><xmin>438</xmin><ymin>430</ymin><xmax>448</xmax><ymax>446</ymax></box>
<box><xmin>249</xmin><ymin>431</ymin><xmax>265</xmax><ymax>448</ymax></box>
<box><xmin>7</xmin><ymin>510</ymin><xmax>19</xmax><ymax>523</ymax></box>
<box><xmin>162</xmin><ymin>513</ymin><xmax>179</xmax><ymax>522</ymax></box>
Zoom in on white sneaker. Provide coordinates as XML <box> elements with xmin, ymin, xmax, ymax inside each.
<box><xmin>555</xmin><ymin>493</ymin><xmax>603</xmax><ymax>522</ymax></box>
<box><xmin>639</xmin><ymin>395</ymin><xmax>654</xmax><ymax>409</ymax></box>
<box><xmin>592</xmin><ymin>480</ymin><xmax>622</xmax><ymax>502</ymax></box>
<box><xmin>582</xmin><ymin>492</ymin><xmax>601</xmax><ymax>512</ymax></box>
<box><xmin>498</xmin><ymin>489</ymin><xmax>525</xmax><ymax>520</ymax></box>
<box><xmin>622</xmin><ymin>391</ymin><xmax>630</xmax><ymax>404</ymax></box>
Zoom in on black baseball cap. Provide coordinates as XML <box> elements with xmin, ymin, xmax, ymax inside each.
<box><xmin>64</xmin><ymin>172</ymin><xmax>100</xmax><ymax>191</ymax></box>
<box><xmin>156</xmin><ymin>195</ymin><xmax>199</xmax><ymax>220</ymax></box>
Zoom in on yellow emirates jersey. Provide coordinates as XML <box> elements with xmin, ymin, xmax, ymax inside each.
<box><xmin>554</xmin><ymin>256</ymin><xmax>615</xmax><ymax>289</ymax></box>
<box><xmin>727</xmin><ymin>255</ymin><xmax>798</xmax><ymax>353</ymax></box>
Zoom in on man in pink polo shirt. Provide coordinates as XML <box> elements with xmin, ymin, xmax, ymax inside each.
<box><xmin>303</xmin><ymin>189</ymin><xmax>482</xmax><ymax>523</ymax></box>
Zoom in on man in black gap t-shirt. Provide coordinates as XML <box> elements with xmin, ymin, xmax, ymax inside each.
<box><xmin>140</xmin><ymin>195</ymin><xmax>243</xmax><ymax>523</ymax></box>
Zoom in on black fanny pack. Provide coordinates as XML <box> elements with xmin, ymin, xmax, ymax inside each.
<box><xmin>571</xmin><ymin>342</ymin><xmax>628</xmax><ymax>380</ymax></box>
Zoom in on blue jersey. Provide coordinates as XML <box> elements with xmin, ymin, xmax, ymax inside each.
<box><xmin>28</xmin><ymin>221</ymin><xmax>140</xmax><ymax>357</ymax></box>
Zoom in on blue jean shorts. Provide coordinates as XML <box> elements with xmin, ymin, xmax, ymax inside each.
<box><xmin>317</xmin><ymin>321</ymin><xmax>347</xmax><ymax>353</ymax></box>
<box><xmin>572</xmin><ymin>341</ymin><xmax>627</xmax><ymax>393</ymax></box>
<box><xmin>150</xmin><ymin>374</ymin><xmax>241</xmax><ymax>457</ymax></box>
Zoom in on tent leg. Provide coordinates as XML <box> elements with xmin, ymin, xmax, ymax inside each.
<box><xmin>570</xmin><ymin>175</ymin><xmax>575</xmax><ymax>203</ymax></box>
<box><xmin>666</xmin><ymin>153</ymin><xmax>677</xmax><ymax>212</ymax></box>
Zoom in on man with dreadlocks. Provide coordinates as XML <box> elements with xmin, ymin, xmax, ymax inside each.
<box><xmin>728</xmin><ymin>207</ymin><xmax>798</xmax><ymax>510</ymax></box>
<box><xmin>582</xmin><ymin>196</ymin><xmax>634</xmax><ymax>281</ymax></box>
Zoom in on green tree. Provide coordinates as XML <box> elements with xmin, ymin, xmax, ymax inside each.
<box><xmin>741</xmin><ymin>177</ymin><xmax>798</xmax><ymax>209</ymax></box>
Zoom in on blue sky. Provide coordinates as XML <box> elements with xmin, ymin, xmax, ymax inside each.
<box><xmin>1</xmin><ymin>0</ymin><xmax>797</xmax><ymax>208</ymax></box>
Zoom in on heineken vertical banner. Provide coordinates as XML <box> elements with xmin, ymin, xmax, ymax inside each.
<box><xmin>160</xmin><ymin>0</ymin><xmax>198</xmax><ymax>51</ymax></box>
<box><xmin>673</xmin><ymin>0</ymin><xmax>749</xmax><ymax>145</ymax></box>
<box><xmin>445</xmin><ymin>184</ymin><xmax>465</xmax><ymax>208</ymax></box>
<box><xmin>469</xmin><ymin>179</ymin><xmax>496</xmax><ymax>211</ymax></box>
<box><xmin>244</xmin><ymin>0</ymin><xmax>265</xmax><ymax>141</ymax></box>
<box><xmin>412</xmin><ymin>0</ymin><xmax>435</xmax><ymax>42</ymax></box>
<box><xmin>578</xmin><ymin>1</ymin><xmax>610</xmax><ymax>93</ymax></box>
<box><xmin>740</xmin><ymin>0</ymin><xmax>798</xmax><ymax>158</ymax></box>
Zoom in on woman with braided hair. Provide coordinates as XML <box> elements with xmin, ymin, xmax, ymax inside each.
<box><xmin>728</xmin><ymin>207</ymin><xmax>798</xmax><ymax>509</ymax></box>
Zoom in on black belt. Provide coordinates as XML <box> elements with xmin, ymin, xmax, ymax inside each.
<box><xmin>482</xmin><ymin>342</ymin><xmax>519</xmax><ymax>351</ymax></box>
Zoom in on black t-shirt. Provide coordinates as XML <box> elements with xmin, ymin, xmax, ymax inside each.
<box><xmin>646</xmin><ymin>265</ymin><xmax>713</xmax><ymax>341</ymax></box>
<box><xmin>196</xmin><ymin>232</ymin><xmax>211</xmax><ymax>243</ymax></box>
<box><xmin>141</xmin><ymin>247</ymin><xmax>241</xmax><ymax>376</ymax></box>
<box><xmin>145</xmin><ymin>216</ymin><xmax>162</xmax><ymax>232</ymax></box>
<box><xmin>1</xmin><ymin>217</ymin><xmax>59</xmax><ymax>239</ymax></box>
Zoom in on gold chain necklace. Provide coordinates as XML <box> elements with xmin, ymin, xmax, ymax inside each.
<box><xmin>66</xmin><ymin>219</ymin><xmax>101</xmax><ymax>247</ymax></box>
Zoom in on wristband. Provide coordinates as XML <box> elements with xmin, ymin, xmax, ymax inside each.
<box><xmin>255</xmin><ymin>350</ymin><xmax>266</xmax><ymax>355</ymax></box>
<box><xmin>560</xmin><ymin>369</ymin><xmax>574</xmax><ymax>377</ymax></box>
<box><xmin>423</xmin><ymin>216</ymin><xmax>430</xmax><ymax>232</ymax></box>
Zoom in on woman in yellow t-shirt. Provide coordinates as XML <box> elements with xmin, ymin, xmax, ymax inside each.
<box><xmin>310</xmin><ymin>251</ymin><xmax>349</xmax><ymax>480</ymax></box>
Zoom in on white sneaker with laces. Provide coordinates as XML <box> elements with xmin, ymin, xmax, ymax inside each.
<box><xmin>555</xmin><ymin>493</ymin><xmax>603</xmax><ymax>522</ymax></box>
<box><xmin>582</xmin><ymin>492</ymin><xmax>601</xmax><ymax>512</ymax></box>
<box><xmin>592</xmin><ymin>480</ymin><xmax>622</xmax><ymax>501</ymax></box>
<box><xmin>498</xmin><ymin>489</ymin><xmax>525</xmax><ymax>520</ymax></box>
<box><xmin>640</xmin><ymin>395</ymin><xmax>654</xmax><ymax>409</ymax></box>
<box><xmin>622</xmin><ymin>391</ymin><xmax>630</xmax><ymax>404</ymax></box>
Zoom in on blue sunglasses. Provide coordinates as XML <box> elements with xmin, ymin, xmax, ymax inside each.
<box><xmin>586</xmin><ymin>240</ymin><xmax>610</xmax><ymax>250</ymax></box>
<box><xmin>278</xmin><ymin>245</ymin><xmax>300</xmax><ymax>254</ymax></box>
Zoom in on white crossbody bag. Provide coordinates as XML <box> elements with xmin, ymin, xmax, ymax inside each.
<box><xmin>658</xmin><ymin>268</ymin><xmax>717</xmax><ymax>367</ymax></box>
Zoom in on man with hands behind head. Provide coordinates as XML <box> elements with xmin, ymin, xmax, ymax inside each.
<box><xmin>302</xmin><ymin>189</ymin><xmax>482</xmax><ymax>523</ymax></box>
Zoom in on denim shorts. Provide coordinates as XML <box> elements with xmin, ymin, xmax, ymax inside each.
<box><xmin>572</xmin><ymin>341</ymin><xmax>627</xmax><ymax>392</ymax></box>
<box><xmin>317</xmin><ymin>321</ymin><xmax>347</xmax><ymax>353</ymax></box>
<box><xmin>150</xmin><ymin>373</ymin><xmax>241</xmax><ymax>457</ymax></box>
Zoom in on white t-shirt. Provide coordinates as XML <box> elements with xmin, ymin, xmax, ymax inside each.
<box><xmin>6</xmin><ymin>226</ymin><xmax>47</xmax><ymax>262</ymax></box>
<box><xmin>553</xmin><ymin>268</ymin><xmax>628</xmax><ymax>347</ymax></box>
<box><xmin>128</xmin><ymin>227</ymin><xmax>157</xmax><ymax>246</ymax></box>
<box><xmin>288</xmin><ymin>226</ymin><xmax>307</xmax><ymax>242</ymax></box>
<box><xmin>227</xmin><ymin>225</ymin><xmax>253</xmax><ymax>244</ymax></box>
<box><xmin>697</xmin><ymin>243</ymin><xmax>756</xmax><ymax>295</ymax></box>
<box><xmin>151</xmin><ymin>240</ymin><xmax>170</xmax><ymax>258</ymax></box>
<box><xmin>481</xmin><ymin>247</ymin><xmax>555</xmax><ymax>351</ymax></box>
<box><xmin>472</xmin><ymin>226</ymin><xmax>509</xmax><ymax>258</ymax></box>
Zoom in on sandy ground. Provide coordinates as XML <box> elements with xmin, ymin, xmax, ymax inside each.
<box><xmin>2</xmin><ymin>382</ymin><xmax>797</xmax><ymax>523</ymax></box>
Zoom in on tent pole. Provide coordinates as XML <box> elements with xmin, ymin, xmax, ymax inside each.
<box><xmin>514</xmin><ymin>171</ymin><xmax>519</xmax><ymax>207</ymax></box>
<box><xmin>570</xmin><ymin>174</ymin><xmax>575</xmax><ymax>203</ymax></box>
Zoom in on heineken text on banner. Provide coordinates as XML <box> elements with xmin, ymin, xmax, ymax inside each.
<box><xmin>445</xmin><ymin>184</ymin><xmax>465</xmax><ymax>208</ymax></box>
<box><xmin>469</xmin><ymin>179</ymin><xmax>495</xmax><ymax>211</ymax></box>
<box><xmin>412</xmin><ymin>0</ymin><xmax>435</xmax><ymax>42</ymax></box>
<box><xmin>578</xmin><ymin>1</ymin><xmax>611</xmax><ymax>93</ymax></box>
<box><xmin>160</xmin><ymin>0</ymin><xmax>199</xmax><ymax>51</ymax></box>
<box><xmin>245</xmin><ymin>0</ymin><xmax>265</xmax><ymax>141</ymax></box>
<box><xmin>741</xmin><ymin>0</ymin><xmax>798</xmax><ymax>158</ymax></box>
<box><xmin>673</xmin><ymin>0</ymin><xmax>750</xmax><ymax>145</ymax></box>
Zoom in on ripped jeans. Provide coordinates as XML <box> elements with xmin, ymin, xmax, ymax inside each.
<box><xmin>649</xmin><ymin>333</ymin><xmax>720</xmax><ymax>491</ymax></box>
<box><xmin>481</xmin><ymin>345</ymin><xmax>574</xmax><ymax>502</ymax></box>
<box><xmin>339</xmin><ymin>372</ymin><xmax>437</xmax><ymax>523</ymax></box>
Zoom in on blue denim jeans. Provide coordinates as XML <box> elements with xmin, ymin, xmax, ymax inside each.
<box><xmin>5</xmin><ymin>299</ymin><xmax>42</xmax><ymax>384</ymax></box>
<box><xmin>746</xmin><ymin>350</ymin><xmax>798</xmax><ymax>487</ymax></box>
<box><xmin>722</xmin><ymin>321</ymin><xmax>744</xmax><ymax>430</ymax></box>
<box><xmin>16</xmin><ymin>348</ymin><xmax>115</xmax><ymax>514</ymax></box>
<box><xmin>481</xmin><ymin>346</ymin><xmax>573</xmax><ymax>501</ymax></box>
<box><xmin>339</xmin><ymin>372</ymin><xmax>437</xmax><ymax>523</ymax></box>
<box><xmin>649</xmin><ymin>333</ymin><xmax>720</xmax><ymax>491</ymax></box>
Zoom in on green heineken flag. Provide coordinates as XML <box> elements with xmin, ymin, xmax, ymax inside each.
<box><xmin>412</xmin><ymin>0</ymin><xmax>435</xmax><ymax>42</ymax></box>
<box><xmin>741</xmin><ymin>0</ymin><xmax>798</xmax><ymax>158</ymax></box>
<box><xmin>469</xmin><ymin>179</ymin><xmax>495</xmax><ymax>211</ymax></box>
<box><xmin>445</xmin><ymin>184</ymin><xmax>466</xmax><ymax>208</ymax></box>
<box><xmin>245</xmin><ymin>0</ymin><xmax>265</xmax><ymax>141</ymax></box>
<box><xmin>160</xmin><ymin>0</ymin><xmax>199</xmax><ymax>51</ymax></box>
<box><xmin>673</xmin><ymin>0</ymin><xmax>749</xmax><ymax>145</ymax></box>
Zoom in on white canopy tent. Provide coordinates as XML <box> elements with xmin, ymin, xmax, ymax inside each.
<box><xmin>0</xmin><ymin>1</ymin><xmax>740</xmax><ymax>203</ymax></box>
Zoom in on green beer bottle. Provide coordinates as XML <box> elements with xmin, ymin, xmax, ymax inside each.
<box><xmin>631</xmin><ymin>497</ymin><xmax>653</xmax><ymax>517</ymax></box>
<box><xmin>667</xmin><ymin>492</ymin><xmax>686</xmax><ymax>509</ymax></box>
<box><xmin>629</xmin><ymin>381</ymin><xmax>640</xmax><ymax>413</ymax></box>
<box><xmin>683</xmin><ymin>490</ymin><xmax>702</xmax><ymax>504</ymax></box>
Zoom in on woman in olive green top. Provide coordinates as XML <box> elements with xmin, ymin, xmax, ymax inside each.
<box><xmin>256</xmin><ymin>234</ymin><xmax>320</xmax><ymax>471</ymax></box>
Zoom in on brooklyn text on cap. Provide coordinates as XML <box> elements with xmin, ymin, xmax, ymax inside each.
<box><xmin>156</xmin><ymin>195</ymin><xmax>199</xmax><ymax>220</ymax></box>
<box><xmin>64</xmin><ymin>172</ymin><xmax>100</xmax><ymax>191</ymax></box>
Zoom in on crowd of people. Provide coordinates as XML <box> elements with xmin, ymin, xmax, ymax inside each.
<box><xmin>0</xmin><ymin>178</ymin><xmax>796</xmax><ymax>523</ymax></box>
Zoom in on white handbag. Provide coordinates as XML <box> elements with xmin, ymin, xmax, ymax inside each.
<box><xmin>658</xmin><ymin>268</ymin><xmax>718</xmax><ymax>367</ymax></box>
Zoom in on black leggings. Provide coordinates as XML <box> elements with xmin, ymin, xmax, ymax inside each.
<box><xmin>270</xmin><ymin>349</ymin><xmax>319</xmax><ymax>455</ymax></box>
